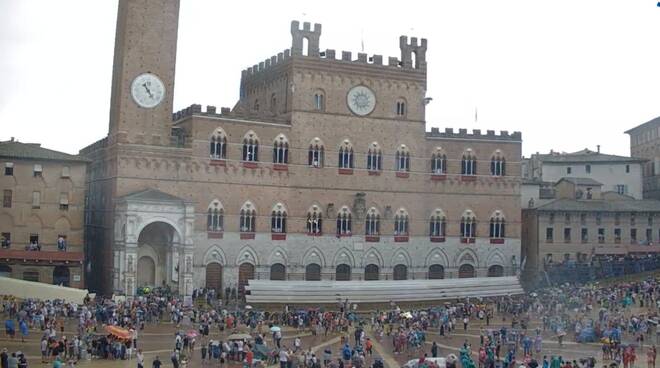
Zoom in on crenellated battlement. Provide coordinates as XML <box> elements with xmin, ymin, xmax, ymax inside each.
<box><xmin>240</xmin><ymin>20</ymin><xmax>427</xmax><ymax>87</ymax></box>
<box><xmin>426</xmin><ymin>127</ymin><xmax>522</xmax><ymax>142</ymax></box>
<box><xmin>173</xmin><ymin>104</ymin><xmax>231</xmax><ymax>121</ymax></box>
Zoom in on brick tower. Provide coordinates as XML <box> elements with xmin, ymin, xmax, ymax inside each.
<box><xmin>107</xmin><ymin>0</ymin><xmax>180</xmax><ymax>146</ymax></box>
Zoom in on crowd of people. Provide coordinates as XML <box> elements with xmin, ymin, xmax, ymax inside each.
<box><xmin>1</xmin><ymin>276</ymin><xmax>659</xmax><ymax>368</ymax></box>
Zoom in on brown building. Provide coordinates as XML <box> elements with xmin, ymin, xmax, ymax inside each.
<box><xmin>0</xmin><ymin>139</ymin><xmax>88</xmax><ymax>288</ymax></box>
<box><xmin>521</xmin><ymin>177</ymin><xmax>660</xmax><ymax>281</ymax></box>
<box><xmin>626</xmin><ymin>117</ymin><xmax>660</xmax><ymax>199</ymax></box>
<box><xmin>81</xmin><ymin>0</ymin><xmax>522</xmax><ymax>297</ymax></box>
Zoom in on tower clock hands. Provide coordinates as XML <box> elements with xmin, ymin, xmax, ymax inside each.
<box><xmin>142</xmin><ymin>83</ymin><xmax>154</xmax><ymax>98</ymax></box>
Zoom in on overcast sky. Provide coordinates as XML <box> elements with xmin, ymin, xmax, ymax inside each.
<box><xmin>1</xmin><ymin>1</ymin><xmax>659</xmax><ymax>157</ymax></box>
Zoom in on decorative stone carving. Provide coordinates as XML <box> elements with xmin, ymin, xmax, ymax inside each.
<box><xmin>353</xmin><ymin>193</ymin><xmax>366</xmax><ymax>220</ymax></box>
<box><xmin>326</xmin><ymin>203</ymin><xmax>334</xmax><ymax>219</ymax></box>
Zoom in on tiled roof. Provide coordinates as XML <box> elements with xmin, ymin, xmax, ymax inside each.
<box><xmin>537</xmin><ymin>198</ymin><xmax>660</xmax><ymax>212</ymax></box>
<box><xmin>537</xmin><ymin>149</ymin><xmax>644</xmax><ymax>164</ymax></box>
<box><xmin>625</xmin><ymin>116</ymin><xmax>660</xmax><ymax>135</ymax></box>
<box><xmin>0</xmin><ymin>140</ymin><xmax>89</xmax><ymax>163</ymax></box>
<box><xmin>558</xmin><ymin>177</ymin><xmax>603</xmax><ymax>186</ymax></box>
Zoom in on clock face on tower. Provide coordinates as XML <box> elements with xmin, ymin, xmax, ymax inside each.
<box><xmin>131</xmin><ymin>73</ymin><xmax>165</xmax><ymax>108</ymax></box>
<box><xmin>347</xmin><ymin>85</ymin><xmax>376</xmax><ymax>116</ymax></box>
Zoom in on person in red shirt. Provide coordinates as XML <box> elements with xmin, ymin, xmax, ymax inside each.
<box><xmin>246</xmin><ymin>348</ymin><xmax>254</xmax><ymax>367</ymax></box>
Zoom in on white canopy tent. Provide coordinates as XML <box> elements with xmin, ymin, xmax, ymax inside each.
<box><xmin>0</xmin><ymin>277</ymin><xmax>89</xmax><ymax>304</ymax></box>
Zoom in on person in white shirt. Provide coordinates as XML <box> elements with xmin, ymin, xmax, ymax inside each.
<box><xmin>136</xmin><ymin>349</ymin><xmax>144</xmax><ymax>368</ymax></box>
<box><xmin>279</xmin><ymin>348</ymin><xmax>289</xmax><ymax>368</ymax></box>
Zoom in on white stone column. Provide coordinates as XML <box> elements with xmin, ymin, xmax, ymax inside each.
<box><xmin>124</xmin><ymin>247</ymin><xmax>138</xmax><ymax>297</ymax></box>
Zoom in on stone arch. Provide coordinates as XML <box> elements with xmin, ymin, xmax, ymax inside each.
<box><xmin>424</xmin><ymin>248</ymin><xmax>450</xmax><ymax>268</ymax></box>
<box><xmin>390</xmin><ymin>248</ymin><xmax>412</xmax><ymax>268</ymax></box>
<box><xmin>268</xmin><ymin>246</ymin><xmax>288</xmax><ymax>265</ymax></box>
<box><xmin>454</xmin><ymin>248</ymin><xmax>479</xmax><ymax>267</ymax></box>
<box><xmin>486</xmin><ymin>249</ymin><xmax>506</xmax><ymax>267</ymax></box>
<box><xmin>209</xmin><ymin>127</ymin><xmax>228</xmax><ymax>140</ymax></box>
<box><xmin>235</xmin><ymin>245</ymin><xmax>259</xmax><ymax>266</ymax></box>
<box><xmin>332</xmin><ymin>247</ymin><xmax>356</xmax><ymax>267</ymax></box>
<box><xmin>302</xmin><ymin>246</ymin><xmax>326</xmax><ymax>268</ymax></box>
<box><xmin>0</xmin><ymin>213</ymin><xmax>14</xmax><ymax>227</ymax></box>
<box><xmin>362</xmin><ymin>247</ymin><xmax>384</xmax><ymax>268</ymax></box>
<box><xmin>54</xmin><ymin>217</ymin><xmax>71</xmax><ymax>234</ymax></box>
<box><xmin>135</xmin><ymin>217</ymin><xmax>183</xmax><ymax>244</ymax></box>
<box><xmin>202</xmin><ymin>245</ymin><xmax>227</xmax><ymax>266</ymax></box>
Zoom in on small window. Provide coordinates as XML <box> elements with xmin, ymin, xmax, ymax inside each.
<box><xmin>61</xmin><ymin>166</ymin><xmax>70</xmax><ymax>178</ymax></box>
<box><xmin>366</xmin><ymin>143</ymin><xmax>382</xmax><ymax>171</ymax></box>
<box><xmin>546</xmin><ymin>228</ymin><xmax>554</xmax><ymax>242</ymax></box>
<box><xmin>271</xmin><ymin>207</ymin><xmax>287</xmax><ymax>234</ymax></box>
<box><xmin>630</xmin><ymin>228</ymin><xmax>637</xmax><ymax>244</ymax></box>
<box><xmin>395</xmin><ymin>145</ymin><xmax>410</xmax><ymax>172</ymax></box>
<box><xmin>338</xmin><ymin>142</ymin><xmax>354</xmax><ymax>169</ymax></box>
<box><xmin>2</xmin><ymin>190</ymin><xmax>11</xmax><ymax>208</ymax></box>
<box><xmin>461</xmin><ymin>152</ymin><xmax>477</xmax><ymax>175</ymax></box>
<box><xmin>489</xmin><ymin>211</ymin><xmax>506</xmax><ymax>238</ymax></box>
<box><xmin>209</xmin><ymin>130</ymin><xmax>228</xmax><ymax>159</ymax></box>
<box><xmin>585</xmin><ymin>164</ymin><xmax>591</xmax><ymax>174</ymax></box>
<box><xmin>646</xmin><ymin>228</ymin><xmax>652</xmax><ymax>243</ymax></box>
<box><xmin>490</xmin><ymin>152</ymin><xmax>506</xmax><ymax>176</ymax></box>
<box><xmin>393</xmin><ymin>209</ymin><xmax>409</xmax><ymax>236</ymax></box>
<box><xmin>314</xmin><ymin>92</ymin><xmax>325</xmax><ymax>111</ymax></box>
<box><xmin>365</xmin><ymin>208</ymin><xmax>381</xmax><ymax>236</ymax></box>
<box><xmin>33</xmin><ymin>164</ymin><xmax>42</xmax><ymax>177</ymax></box>
<box><xmin>566</xmin><ymin>167</ymin><xmax>572</xmax><ymax>174</ymax></box>
<box><xmin>0</xmin><ymin>232</ymin><xmax>10</xmax><ymax>248</ymax></box>
<box><xmin>29</xmin><ymin>234</ymin><xmax>39</xmax><ymax>244</ymax></box>
<box><xmin>460</xmin><ymin>211</ymin><xmax>477</xmax><ymax>238</ymax></box>
<box><xmin>598</xmin><ymin>228</ymin><xmax>605</xmax><ymax>243</ymax></box>
<box><xmin>626</xmin><ymin>165</ymin><xmax>630</xmax><ymax>173</ymax></box>
<box><xmin>242</xmin><ymin>133</ymin><xmax>259</xmax><ymax>162</ymax></box>
<box><xmin>563</xmin><ymin>228</ymin><xmax>571</xmax><ymax>243</ymax></box>
<box><xmin>336</xmin><ymin>208</ymin><xmax>352</xmax><ymax>236</ymax></box>
<box><xmin>396</xmin><ymin>100</ymin><xmax>406</xmax><ymax>116</ymax></box>
<box><xmin>581</xmin><ymin>228</ymin><xmax>588</xmax><ymax>243</ymax></box>
<box><xmin>59</xmin><ymin>193</ymin><xmax>69</xmax><ymax>211</ymax></box>
<box><xmin>4</xmin><ymin>162</ymin><xmax>13</xmax><ymax>176</ymax></box>
<box><xmin>239</xmin><ymin>204</ymin><xmax>256</xmax><ymax>233</ymax></box>
<box><xmin>431</xmin><ymin>150</ymin><xmax>447</xmax><ymax>174</ymax></box>
<box><xmin>32</xmin><ymin>191</ymin><xmax>41</xmax><ymax>209</ymax></box>
<box><xmin>272</xmin><ymin>135</ymin><xmax>289</xmax><ymax>164</ymax></box>
<box><xmin>308</xmin><ymin>141</ymin><xmax>324</xmax><ymax>168</ymax></box>
<box><xmin>614</xmin><ymin>228</ymin><xmax>622</xmax><ymax>243</ymax></box>
<box><xmin>615</xmin><ymin>185</ymin><xmax>627</xmax><ymax>195</ymax></box>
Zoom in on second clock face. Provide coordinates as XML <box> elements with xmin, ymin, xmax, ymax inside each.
<box><xmin>347</xmin><ymin>85</ymin><xmax>376</xmax><ymax>116</ymax></box>
<box><xmin>131</xmin><ymin>73</ymin><xmax>165</xmax><ymax>109</ymax></box>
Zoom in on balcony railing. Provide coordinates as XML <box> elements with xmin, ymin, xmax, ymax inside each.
<box><xmin>0</xmin><ymin>249</ymin><xmax>83</xmax><ymax>263</ymax></box>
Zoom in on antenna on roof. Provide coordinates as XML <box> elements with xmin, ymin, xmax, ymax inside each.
<box><xmin>474</xmin><ymin>107</ymin><xmax>478</xmax><ymax>123</ymax></box>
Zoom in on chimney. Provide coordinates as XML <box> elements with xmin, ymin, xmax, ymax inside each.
<box><xmin>597</xmin><ymin>145</ymin><xmax>600</xmax><ymax>153</ymax></box>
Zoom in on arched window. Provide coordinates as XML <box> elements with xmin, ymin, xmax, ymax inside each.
<box><xmin>314</xmin><ymin>91</ymin><xmax>325</xmax><ymax>111</ymax></box>
<box><xmin>431</xmin><ymin>148</ymin><xmax>447</xmax><ymax>174</ymax></box>
<box><xmin>270</xmin><ymin>263</ymin><xmax>286</xmax><ymax>280</ymax></box>
<box><xmin>458</xmin><ymin>264</ymin><xmax>475</xmax><ymax>278</ymax></box>
<box><xmin>428</xmin><ymin>264</ymin><xmax>445</xmax><ymax>279</ymax></box>
<box><xmin>336</xmin><ymin>264</ymin><xmax>351</xmax><ymax>281</ymax></box>
<box><xmin>366</xmin><ymin>142</ymin><xmax>382</xmax><ymax>171</ymax></box>
<box><xmin>336</xmin><ymin>207</ymin><xmax>352</xmax><ymax>236</ymax></box>
<box><xmin>306</xmin><ymin>205</ymin><xmax>323</xmax><ymax>235</ymax></box>
<box><xmin>207</xmin><ymin>200</ymin><xmax>224</xmax><ymax>232</ymax></box>
<box><xmin>461</xmin><ymin>150</ymin><xmax>477</xmax><ymax>175</ymax></box>
<box><xmin>271</xmin><ymin>203</ymin><xmax>287</xmax><ymax>233</ymax></box>
<box><xmin>305</xmin><ymin>263</ymin><xmax>321</xmax><ymax>281</ymax></box>
<box><xmin>395</xmin><ymin>145</ymin><xmax>411</xmax><ymax>172</ymax></box>
<box><xmin>272</xmin><ymin>134</ymin><xmax>289</xmax><ymax>164</ymax></box>
<box><xmin>429</xmin><ymin>209</ymin><xmax>447</xmax><ymax>237</ymax></box>
<box><xmin>239</xmin><ymin>202</ymin><xmax>256</xmax><ymax>233</ymax></box>
<box><xmin>396</xmin><ymin>99</ymin><xmax>406</xmax><ymax>117</ymax></box>
<box><xmin>393</xmin><ymin>264</ymin><xmax>408</xmax><ymax>280</ymax></box>
<box><xmin>460</xmin><ymin>210</ymin><xmax>476</xmax><ymax>238</ymax></box>
<box><xmin>489</xmin><ymin>210</ymin><xmax>506</xmax><ymax>238</ymax></box>
<box><xmin>488</xmin><ymin>265</ymin><xmax>504</xmax><ymax>277</ymax></box>
<box><xmin>338</xmin><ymin>140</ymin><xmax>354</xmax><ymax>169</ymax></box>
<box><xmin>491</xmin><ymin>150</ymin><xmax>506</xmax><ymax>176</ymax></box>
<box><xmin>242</xmin><ymin>131</ymin><xmax>259</xmax><ymax>162</ymax></box>
<box><xmin>209</xmin><ymin>129</ymin><xmax>227</xmax><ymax>159</ymax></box>
<box><xmin>365</xmin><ymin>208</ymin><xmax>380</xmax><ymax>235</ymax></box>
<box><xmin>308</xmin><ymin>138</ymin><xmax>324</xmax><ymax>167</ymax></box>
<box><xmin>394</xmin><ymin>208</ymin><xmax>409</xmax><ymax>236</ymax></box>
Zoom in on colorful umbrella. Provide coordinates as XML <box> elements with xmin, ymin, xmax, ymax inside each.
<box><xmin>186</xmin><ymin>330</ymin><xmax>198</xmax><ymax>338</ymax></box>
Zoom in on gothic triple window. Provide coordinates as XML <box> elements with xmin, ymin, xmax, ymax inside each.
<box><xmin>209</xmin><ymin>129</ymin><xmax>227</xmax><ymax>159</ymax></box>
<box><xmin>395</xmin><ymin>145</ymin><xmax>410</xmax><ymax>172</ymax></box>
<box><xmin>271</xmin><ymin>204</ymin><xmax>287</xmax><ymax>233</ymax></box>
<box><xmin>239</xmin><ymin>202</ymin><xmax>256</xmax><ymax>233</ymax></box>
<box><xmin>242</xmin><ymin>132</ymin><xmax>259</xmax><ymax>162</ymax></box>
<box><xmin>207</xmin><ymin>200</ymin><xmax>224</xmax><ymax>232</ymax></box>
<box><xmin>394</xmin><ymin>209</ymin><xmax>409</xmax><ymax>236</ymax></box>
<box><xmin>272</xmin><ymin>134</ymin><xmax>289</xmax><ymax>164</ymax></box>
<box><xmin>365</xmin><ymin>208</ymin><xmax>380</xmax><ymax>235</ymax></box>
<box><xmin>338</xmin><ymin>141</ymin><xmax>354</xmax><ymax>169</ymax></box>
<box><xmin>308</xmin><ymin>138</ymin><xmax>325</xmax><ymax>168</ymax></box>
<box><xmin>367</xmin><ymin>142</ymin><xmax>382</xmax><ymax>171</ymax></box>
<box><xmin>336</xmin><ymin>207</ymin><xmax>352</xmax><ymax>235</ymax></box>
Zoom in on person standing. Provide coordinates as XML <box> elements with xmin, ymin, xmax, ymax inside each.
<box><xmin>431</xmin><ymin>341</ymin><xmax>438</xmax><ymax>358</ymax></box>
<box><xmin>648</xmin><ymin>345</ymin><xmax>656</xmax><ymax>368</ymax></box>
<box><xmin>279</xmin><ymin>347</ymin><xmax>289</xmax><ymax>368</ymax></box>
<box><xmin>152</xmin><ymin>355</ymin><xmax>161</xmax><ymax>368</ymax></box>
<box><xmin>136</xmin><ymin>349</ymin><xmax>144</xmax><ymax>368</ymax></box>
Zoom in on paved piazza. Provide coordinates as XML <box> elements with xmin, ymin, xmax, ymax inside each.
<box><xmin>2</xmin><ymin>295</ymin><xmax>651</xmax><ymax>368</ymax></box>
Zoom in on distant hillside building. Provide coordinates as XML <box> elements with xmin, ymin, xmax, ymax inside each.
<box><xmin>0</xmin><ymin>139</ymin><xmax>88</xmax><ymax>287</ymax></box>
<box><xmin>626</xmin><ymin>117</ymin><xmax>660</xmax><ymax>199</ymax></box>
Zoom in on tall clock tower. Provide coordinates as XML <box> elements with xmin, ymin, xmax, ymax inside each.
<box><xmin>108</xmin><ymin>0</ymin><xmax>180</xmax><ymax>146</ymax></box>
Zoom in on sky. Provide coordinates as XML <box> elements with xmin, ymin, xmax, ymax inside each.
<box><xmin>1</xmin><ymin>1</ymin><xmax>659</xmax><ymax>157</ymax></box>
